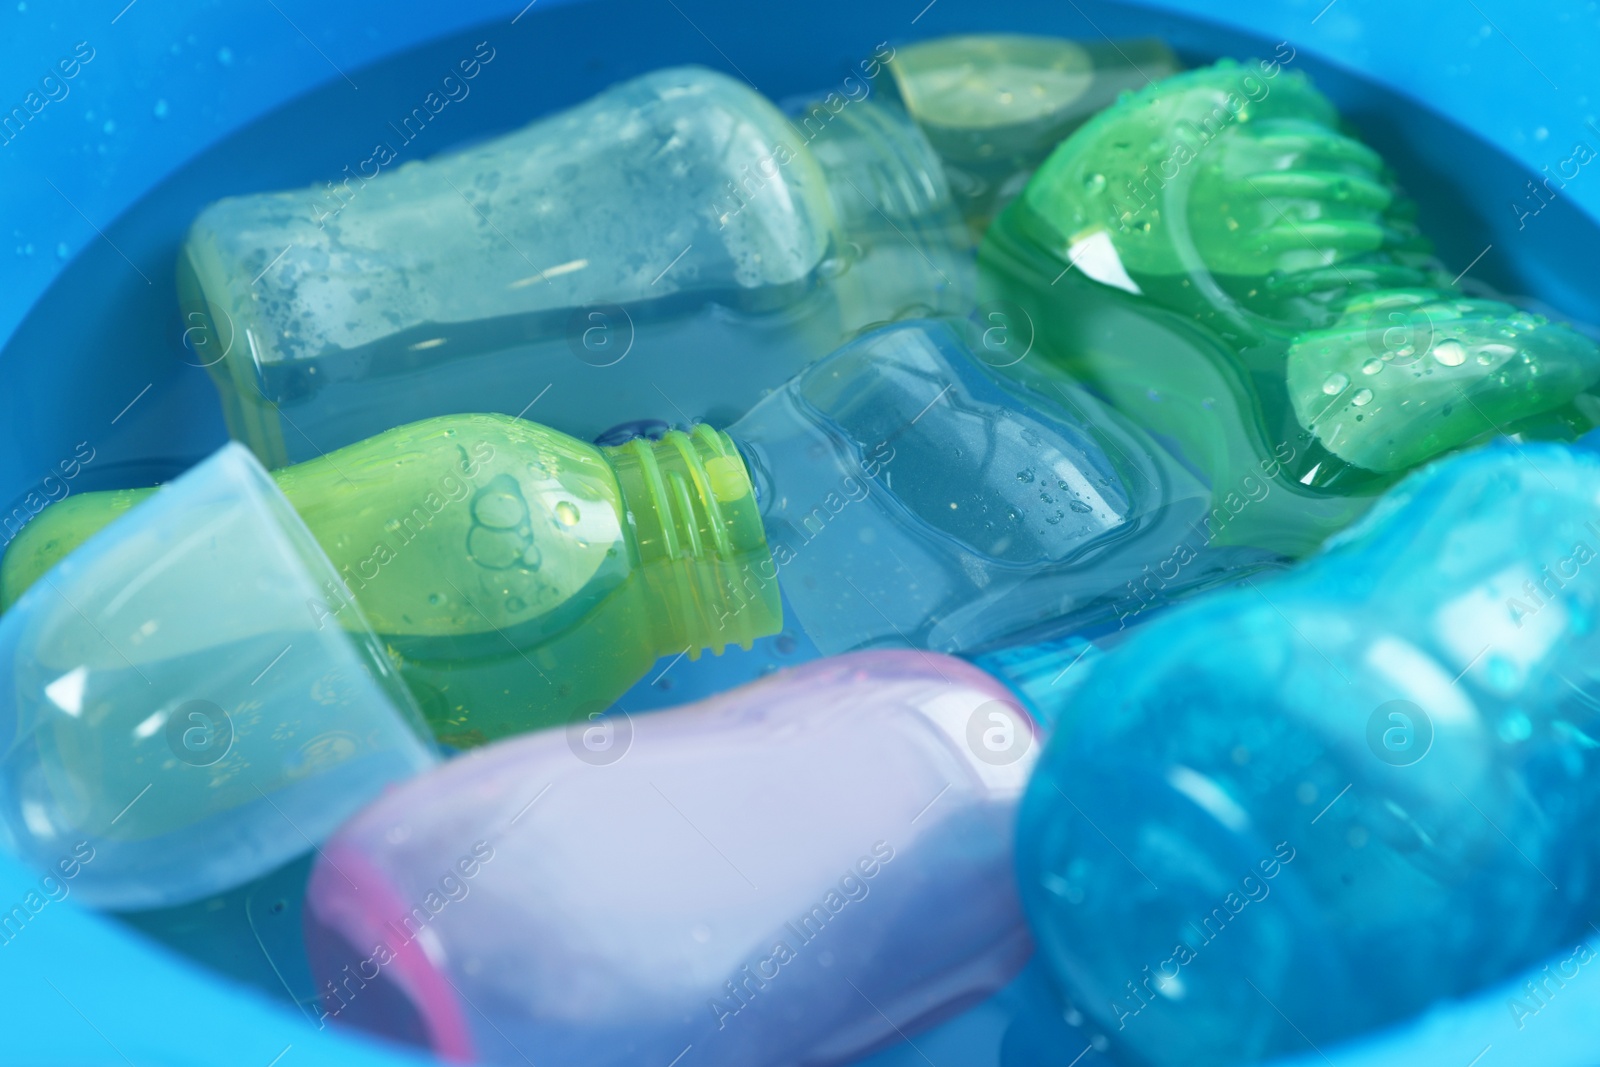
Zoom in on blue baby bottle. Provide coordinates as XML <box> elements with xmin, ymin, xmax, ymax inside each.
<box><xmin>1016</xmin><ymin>437</ymin><xmax>1600</xmax><ymax>1065</ymax></box>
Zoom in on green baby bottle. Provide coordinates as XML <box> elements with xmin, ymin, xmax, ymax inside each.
<box><xmin>1</xmin><ymin>416</ymin><xmax>778</xmax><ymax>748</ymax></box>
<box><xmin>981</xmin><ymin>58</ymin><xmax>1600</xmax><ymax>557</ymax></box>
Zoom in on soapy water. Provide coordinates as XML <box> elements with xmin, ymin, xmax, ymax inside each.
<box><xmin>2</xmin><ymin>6</ymin><xmax>1598</xmax><ymax>1067</ymax></box>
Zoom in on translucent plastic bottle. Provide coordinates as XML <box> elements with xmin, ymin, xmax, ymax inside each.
<box><xmin>2</xmin><ymin>320</ymin><xmax>1270</xmax><ymax>745</ymax></box>
<box><xmin>0</xmin><ymin>444</ymin><xmax>437</xmax><ymax>910</ymax></box>
<box><xmin>889</xmin><ymin>34</ymin><xmax>1179</xmax><ymax>232</ymax></box>
<box><xmin>719</xmin><ymin>316</ymin><xmax>1265</xmax><ymax>654</ymax></box>
<box><xmin>2</xmin><ymin>416</ymin><xmax>778</xmax><ymax>748</ymax></box>
<box><xmin>181</xmin><ymin>65</ymin><xmax>972</xmax><ymax>467</ymax></box>
<box><xmin>1016</xmin><ymin>438</ymin><xmax>1600</xmax><ymax>1066</ymax></box>
<box><xmin>981</xmin><ymin>59</ymin><xmax>1600</xmax><ymax>558</ymax></box>
<box><xmin>302</xmin><ymin>650</ymin><xmax>1068</xmax><ymax>1067</ymax></box>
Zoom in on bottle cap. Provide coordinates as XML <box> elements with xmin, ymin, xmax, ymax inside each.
<box><xmin>0</xmin><ymin>443</ymin><xmax>437</xmax><ymax>909</ymax></box>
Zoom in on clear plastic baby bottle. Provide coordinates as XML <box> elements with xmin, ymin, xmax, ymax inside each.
<box><xmin>180</xmin><ymin>65</ymin><xmax>972</xmax><ymax>466</ymax></box>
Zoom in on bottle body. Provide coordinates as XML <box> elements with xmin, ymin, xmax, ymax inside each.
<box><xmin>724</xmin><ymin>317</ymin><xmax>1274</xmax><ymax>656</ymax></box>
<box><xmin>303</xmin><ymin>651</ymin><xmax>1036</xmax><ymax>1067</ymax></box>
<box><xmin>1017</xmin><ymin>439</ymin><xmax>1600</xmax><ymax>1066</ymax></box>
<box><xmin>182</xmin><ymin>65</ymin><xmax>972</xmax><ymax>466</ymax></box>
<box><xmin>0</xmin><ymin>415</ymin><xmax>779</xmax><ymax>747</ymax></box>
<box><xmin>981</xmin><ymin>60</ymin><xmax>1600</xmax><ymax>557</ymax></box>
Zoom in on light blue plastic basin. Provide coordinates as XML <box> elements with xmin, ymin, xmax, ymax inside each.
<box><xmin>1</xmin><ymin>2</ymin><xmax>1596</xmax><ymax>1064</ymax></box>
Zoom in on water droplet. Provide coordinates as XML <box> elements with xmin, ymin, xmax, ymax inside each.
<box><xmin>521</xmin><ymin>543</ymin><xmax>542</xmax><ymax>569</ymax></box>
<box><xmin>1475</xmin><ymin>342</ymin><xmax>1515</xmax><ymax>367</ymax></box>
<box><xmin>1044</xmin><ymin>510</ymin><xmax>1064</xmax><ymax>525</ymax></box>
<box><xmin>1361</xmin><ymin>359</ymin><xmax>1384</xmax><ymax>375</ymax></box>
<box><xmin>217</xmin><ymin>46</ymin><xmax>234</xmax><ymax>66</ymax></box>
<box><xmin>153</xmin><ymin>99</ymin><xmax>169</xmax><ymax>119</ymax></box>
<box><xmin>1351</xmin><ymin>388</ymin><xmax>1374</xmax><ymax>407</ymax></box>
<box><xmin>1083</xmin><ymin>172</ymin><xmax>1107</xmax><ymax>193</ymax></box>
<box><xmin>1393</xmin><ymin>342</ymin><xmax>1416</xmax><ymax>358</ymax></box>
<box><xmin>427</xmin><ymin>592</ymin><xmax>443</xmax><ymax>606</ymax></box>
<box><xmin>1015</xmin><ymin>468</ymin><xmax>1035</xmax><ymax>484</ymax></box>
<box><xmin>1322</xmin><ymin>373</ymin><xmax>1349</xmax><ymax>395</ymax></box>
<box><xmin>505</xmin><ymin>596</ymin><xmax>526</xmax><ymax>613</ymax></box>
<box><xmin>55</xmin><ymin>242</ymin><xmax>69</xmax><ymax>260</ymax></box>
<box><xmin>1068</xmin><ymin>500</ymin><xmax>1092</xmax><ymax>513</ymax></box>
<box><xmin>1432</xmin><ymin>340</ymin><xmax>1466</xmax><ymax>367</ymax></box>
<box><xmin>555</xmin><ymin>501</ymin><xmax>580</xmax><ymax>526</ymax></box>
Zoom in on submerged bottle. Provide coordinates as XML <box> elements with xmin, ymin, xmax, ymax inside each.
<box><xmin>1016</xmin><ymin>437</ymin><xmax>1600</xmax><ymax>1066</ymax></box>
<box><xmin>2</xmin><ymin>319</ymin><xmax>1269</xmax><ymax>745</ymax></box>
<box><xmin>1</xmin><ymin>417</ymin><xmax>778</xmax><ymax>749</ymax></box>
<box><xmin>981</xmin><ymin>59</ymin><xmax>1600</xmax><ymax>557</ymax></box>
<box><xmin>0</xmin><ymin>444</ymin><xmax>437</xmax><ymax>910</ymax></box>
<box><xmin>182</xmin><ymin>65</ymin><xmax>971</xmax><ymax>467</ymax></box>
<box><xmin>888</xmin><ymin>34</ymin><xmax>1179</xmax><ymax>232</ymax></box>
<box><xmin>719</xmin><ymin>316</ymin><xmax>1265</xmax><ymax>655</ymax></box>
<box><xmin>302</xmin><ymin>649</ymin><xmax>1088</xmax><ymax>1067</ymax></box>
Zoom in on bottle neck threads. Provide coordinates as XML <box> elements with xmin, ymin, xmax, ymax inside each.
<box><xmin>802</xmin><ymin>96</ymin><xmax>955</xmax><ymax>232</ymax></box>
<box><xmin>604</xmin><ymin>425</ymin><xmax>782</xmax><ymax>658</ymax></box>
